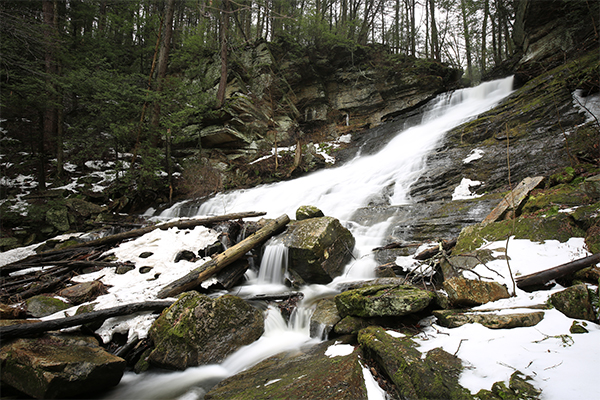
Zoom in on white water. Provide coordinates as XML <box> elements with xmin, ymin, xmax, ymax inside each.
<box><xmin>116</xmin><ymin>77</ymin><xmax>514</xmax><ymax>399</ymax></box>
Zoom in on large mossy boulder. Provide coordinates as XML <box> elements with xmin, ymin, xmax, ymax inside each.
<box><xmin>0</xmin><ymin>334</ymin><xmax>125</xmax><ymax>399</ymax></box>
<box><xmin>335</xmin><ymin>284</ymin><xmax>435</xmax><ymax>318</ymax></box>
<box><xmin>279</xmin><ymin>216</ymin><xmax>355</xmax><ymax>284</ymax></box>
<box><xmin>358</xmin><ymin>326</ymin><xmax>473</xmax><ymax>400</ymax></box>
<box><xmin>205</xmin><ymin>337</ymin><xmax>368</xmax><ymax>400</ymax></box>
<box><xmin>148</xmin><ymin>292</ymin><xmax>264</xmax><ymax>370</ymax></box>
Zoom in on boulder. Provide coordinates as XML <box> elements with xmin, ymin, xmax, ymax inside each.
<box><xmin>309</xmin><ymin>298</ymin><xmax>341</xmax><ymax>339</ymax></box>
<box><xmin>0</xmin><ymin>333</ymin><xmax>125</xmax><ymax>399</ymax></box>
<box><xmin>550</xmin><ymin>284</ymin><xmax>596</xmax><ymax>321</ymax></box>
<box><xmin>358</xmin><ymin>326</ymin><xmax>473</xmax><ymax>400</ymax></box>
<box><xmin>433</xmin><ymin>310</ymin><xmax>545</xmax><ymax>329</ymax></box>
<box><xmin>148</xmin><ymin>292</ymin><xmax>264</xmax><ymax>370</ymax></box>
<box><xmin>295</xmin><ymin>205</ymin><xmax>324</xmax><ymax>221</ymax></box>
<box><xmin>443</xmin><ymin>277</ymin><xmax>510</xmax><ymax>306</ymax></box>
<box><xmin>205</xmin><ymin>337</ymin><xmax>368</xmax><ymax>400</ymax></box>
<box><xmin>334</xmin><ymin>284</ymin><xmax>435</xmax><ymax>318</ymax></box>
<box><xmin>58</xmin><ymin>281</ymin><xmax>108</xmax><ymax>305</ymax></box>
<box><xmin>64</xmin><ymin>198</ymin><xmax>104</xmax><ymax>217</ymax></box>
<box><xmin>25</xmin><ymin>295</ymin><xmax>70</xmax><ymax>318</ymax></box>
<box><xmin>278</xmin><ymin>216</ymin><xmax>355</xmax><ymax>284</ymax></box>
<box><xmin>45</xmin><ymin>207</ymin><xmax>70</xmax><ymax>232</ymax></box>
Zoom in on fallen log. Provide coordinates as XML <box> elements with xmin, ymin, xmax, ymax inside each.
<box><xmin>516</xmin><ymin>252</ymin><xmax>600</xmax><ymax>290</ymax></box>
<box><xmin>157</xmin><ymin>214</ymin><xmax>290</xmax><ymax>299</ymax></box>
<box><xmin>0</xmin><ymin>300</ymin><xmax>173</xmax><ymax>343</ymax></box>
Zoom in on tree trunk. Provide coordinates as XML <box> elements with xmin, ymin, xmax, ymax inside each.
<box><xmin>430</xmin><ymin>0</ymin><xmax>440</xmax><ymax>61</ymax></box>
<box><xmin>151</xmin><ymin>0</ymin><xmax>177</xmax><ymax>134</ymax></box>
<box><xmin>516</xmin><ymin>253</ymin><xmax>600</xmax><ymax>290</ymax></box>
<box><xmin>461</xmin><ymin>0</ymin><xmax>473</xmax><ymax>82</ymax></box>
<box><xmin>481</xmin><ymin>0</ymin><xmax>489</xmax><ymax>73</ymax></box>
<box><xmin>216</xmin><ymin>0</ymin><xmax>230</xmax><ymax>108</ymax></box>
<box><xmin>158</xmin><ymin>214</ymin><xmax>290</xmax><ymax>299</ymax></box>
<box><xmin>0</xmin><ymin>301</ymin><xmax>173</xmax><ymax>342</ymax></box>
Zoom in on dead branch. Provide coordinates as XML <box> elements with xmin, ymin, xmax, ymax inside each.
<box><xmin>0</xmin><ymin>300</ymin><xmax>173</xmax><ymax>343</ymax></box>
<box><xmin>515</xmin><ymin>253</ymin><xmax>600</xmax><ymax>290</ymax></box>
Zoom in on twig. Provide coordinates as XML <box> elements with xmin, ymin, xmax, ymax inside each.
<box><xmin>454</xmin><ymin>338</ymin><xmax>467</xmax><ymax>356</ymax></box>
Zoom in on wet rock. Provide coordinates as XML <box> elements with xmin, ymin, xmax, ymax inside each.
<box><xmin>310</xmin><ymin>298</ymin><xmax>341</xmax><ymax>339</ymax></box>
<box><xmin>25</xmin><ymin>295</ymin><xmax>70</xmax><ymax>318</ymax></box>
<box><xmin>0</xmin><ymin>333</ymin><xmax>125</xmax><ymax>399</ymax></box>
<box><xmin>550</xmin><ymin>284</ymin><xmax>596</xmax><ymax>321</ymax></box>
<box><xmin>58</xmin><ymin>281</ymin><xmax>108</xmax><ymax>305</ymax></box>
<box><xmin>205</xmin><ymin>337</ymin><xmax>367</xmax><ymax>400</ymax></box>
<box><xmin>148</xmin><ymin>292</ymin><xmax>264</xmax><ymax>370</ymax></box>
<box><xmin>279</xmin><ymin>216</ymin><xmax>355</xmax><ymax>284</ymax></box>
<box><xmin>295</xmin><ymin>205</ymin><xmax>324</xmax><ymax>221</ymax></box>
<box><xmin>443</xmin><ymin>277</ymin><xmax>510</xmax><ymax>306</ymax></box>
<box><xmin>358</xmin><ymin>326</ymin><xmax>472</xmax><ymax>399</ymax></box>
<box><xmin>433</xmin><ymin>310</ymin><xmax>545</xmax><ymax>329</ymax></box>
<box><xmin>335</xmin><ymin>284</ymin><xmax>435</xmax><ymax>318</ymax></box>
<box><xmin>200</xmin><ymin>241</ymin><xmax>224</xmax><ymax>257</ymax></box>
<box><xmin>139</xmin><ymin>251</ymin><xmax>153</xmax><ymax>258</ymax></box>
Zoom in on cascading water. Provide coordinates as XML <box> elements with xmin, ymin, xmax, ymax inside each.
<box><xmin>115</xmin><ymin>77</ymin><xmax>515</xmax><ymax>399</ymax></box>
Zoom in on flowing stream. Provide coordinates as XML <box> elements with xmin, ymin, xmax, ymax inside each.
<box><xmin>107</xmin><ymin>76</ymin><xmax>514</xmax><ymax>399</ymax></box>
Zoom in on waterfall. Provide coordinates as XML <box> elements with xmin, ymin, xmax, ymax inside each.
<box><xmin>122</xmin><ymin>77</ymin><xmax>515</xmax><ymax>399</ymax></box>
<box><xmin>257</xmin><ymin>238</ymin><xmax>288</xmax><ymax>285</ymax></box>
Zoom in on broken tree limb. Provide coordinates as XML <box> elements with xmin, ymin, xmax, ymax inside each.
<box><xmin>0</xmin><ymin>300</ymin><xmax>173</xmax><ymax>343</ymax></box>
<box><xmin>414</xmin><ymin>238</ymin><xmax>457</xmax><ymax>260</ymax></box>
<box><xmin>482</xmin><ymin>176</ymin><xmax>545</xmax><ymax>225</ymax></box>
<box><xmin>515</xmin><ymin>252</ymin><xmax>600</xmax><ymax>290</ymax></box>
<box><xmin>157</xmin><ymin>214</ymin><xmax>290</xmax><ymax>299</ymax></box>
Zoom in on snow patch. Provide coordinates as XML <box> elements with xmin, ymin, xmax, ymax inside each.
<box><xmin>452</xmin><ymin>178</ymin><xmax>483</xmax><ymax>200</ymax></box>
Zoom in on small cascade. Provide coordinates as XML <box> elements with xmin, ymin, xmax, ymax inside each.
<box><xmin>257</xmin><ymin>239</ymin><xmax>288</xmax><ymax>285</ymax></box>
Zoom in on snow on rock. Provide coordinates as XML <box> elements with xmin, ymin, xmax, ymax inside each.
<box><xmin>463</xmin><ymin>148</ymin><xmax>484</xmax><ymax>164</ymax></box>
<box><xmin>452</xmin><ymin>178</ymin><xmax>483</xmax><ymax>200</ymax></box>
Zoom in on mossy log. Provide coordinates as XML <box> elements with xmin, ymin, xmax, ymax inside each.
<box><xmin>516</xmin><ymin>253</ymin><xmax>600</xmax><ymax>290</ymax></box>
<box><xmin>0</xmin><ymin>301</ymin><xmax>173</xmax><ymax>343</ymax></box>
<box><xmin>157</xmin><ymin>214</ymin><xmax>290</xmax><ymax>299</ymax></box>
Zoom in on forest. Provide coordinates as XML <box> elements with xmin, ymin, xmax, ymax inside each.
<box><xmin>2</xmin><ymin>0</ymin><xmax>519</xmax><ymax>212</ymax></box>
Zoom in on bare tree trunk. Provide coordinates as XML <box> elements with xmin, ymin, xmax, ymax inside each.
<box><xmin>216</xmin><ymin>0</ymin><xmax>230</xmax><ymax>108</ymax></box>
<box><xmin>151</xmin><ymin>0</ymin><xmax>177</xmax><ymax>134</ymax></box>
<box><xmin>461</xmin><ymin>0</ymin><xmax>473</xmax><ymax>83</ymax></box>
<box><xmin>480</xmin><ymin>0</ymin><xmax>489</xmax><ymax>73</ymax></box>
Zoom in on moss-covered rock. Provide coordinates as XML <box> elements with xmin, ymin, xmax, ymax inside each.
<box><xmin>295</xmin><ymin>205</ymin><xmax>324</xmax><ymax>220</ymax></box>
<box><xmin>309</xmin><ymin>298</ymin><xmax>341</xmax><ymax>339</ymax></box>
<box><xmin>148</xmin><ymin>292</ymin><xmax>264</xmax><ymax>370</ymax></box>
<box><xmin>334</xmin><ymin>284</ymin><xmax>435</xmax><ymax>318</ymax></box>
<box><xmin>58</xmin><ymin>281</ymin><xmax>108</xmax><ymax>305</ymax></box>
<box><xmin>205</xmin><ymin>336</ymin><xmax>367</xmax><ymax>400</ymax></box>
<box><xmin>25</xmin><ymin>295</ymin><xmax>70</xmax><ymax>318</ymax></box>
<box><xmin>0</xmin><ymin>333</ymin><xmax>125</xmax><ymax>399</ymax></box>
<box><xmin>358</xmin><ymin>326</ymin><xmax>473</xmax><ymax>400</ymax></box>
<box><xmin>453</xmin><ymin>214</ymin><xmax>586</xmax><ymax>255</ymax></box>
<box><xmin>550</xmin><ymin>284</ymin><xmax>596</xmax><ymax>322</ymax></box>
